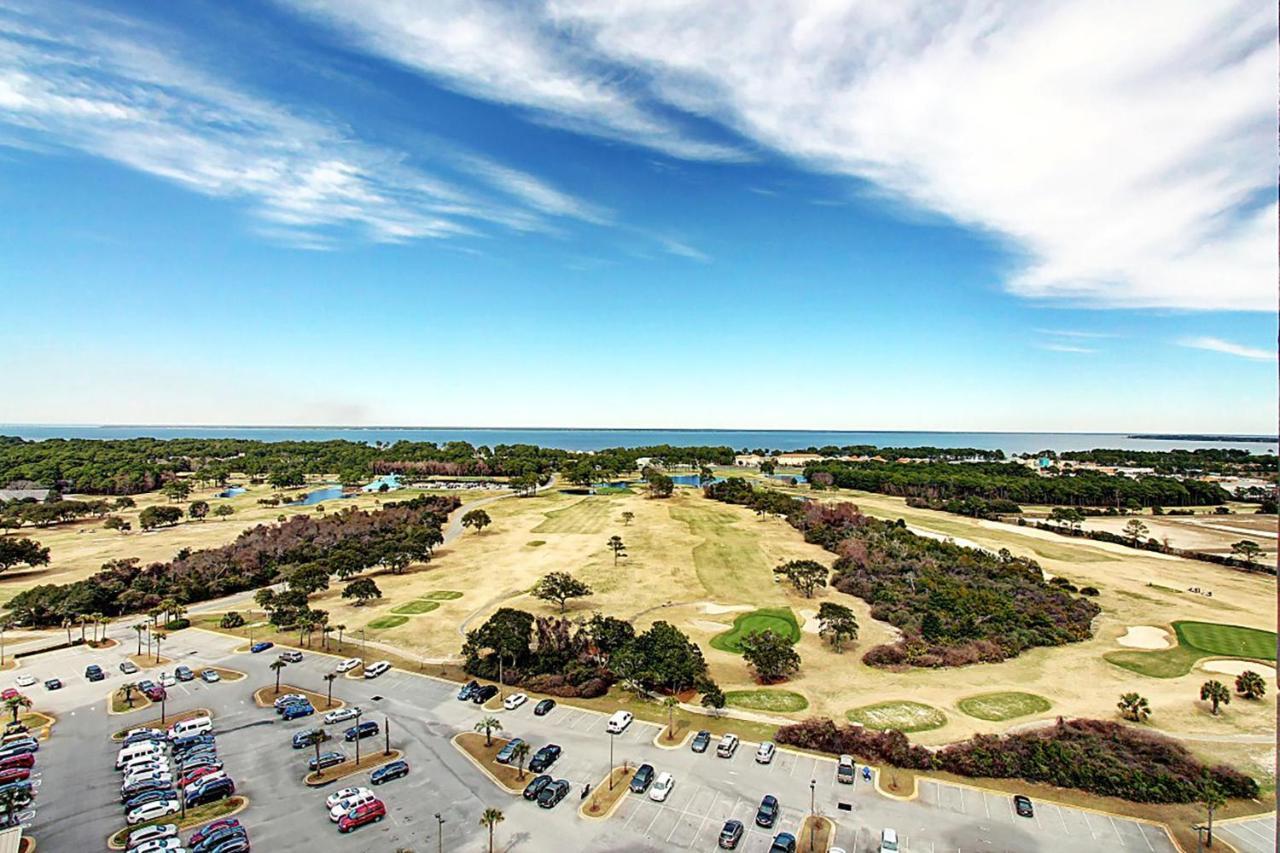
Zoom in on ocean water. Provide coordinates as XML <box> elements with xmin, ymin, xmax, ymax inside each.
<box><xmin>0</xmin><ymin>425</ymin><xmax>1274</xmax><ymax>455</ymax></box>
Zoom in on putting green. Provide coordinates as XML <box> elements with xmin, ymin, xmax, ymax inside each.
<box><xmin>710</xmin><ymin>608</ymin><xmax>800</xmax><ymax>654</ymax></box>
<box><xmin>423</xmin><ymin>590</ymin><xmax>463</xmax><ymax>601</ymax></box>
<box><xmin>366</xmin><ymin>615</ymin><xmax>408</xmax><ymax>630</ymax></box>
<box><xmin>847</xmin><ymin>700</ymin><xmax>947</xmax><ymax>733</ymax></box>
<box><xmin>724</xmin><ymin>689</ymin><xmax>809</xmax><ymax>713</ymax></box>
<box><xmin>1105</xmin><ymin>620</ymin><xmax>1276</xmax><ymax>679</ymax></box>
<box><xmin>956</xmin><ymin>692</ymin><xmax>1052</xmax><ymax>722</ymax></box>
<box><xmin>390</xmin><ymin>600</ymin><xmax>441</xmax><ymax>615</ymax></box>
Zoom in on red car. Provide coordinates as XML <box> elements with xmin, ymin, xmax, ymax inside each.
<box><xmin>0</xmin><ymin>767</ymin><xmax>30</xmax><ymax>785</ymax></box>
<box><xmin>179</xmin><ymin>765</ymin><xmax>223</xmax><ymax>787</ymax></box>
<box><xmin>337</xmin><ymin>799</ymin><xmax>386</xmax><ymax>833</ymax></box>
<box><xmin>0</xmin><ymin>754</ymin><xmax>34</xmax><ymax>771</ymax></box>
<box><xmin>0</xmin><ymin>690</ymin><xmax>18</xmax><ymax>702</ymax></box>
<box><xmin>142</xmin><ymin>684</ymin><xmax>166</xmax><ymax>702</ymax></box>
<box><xmin>189</xmin><ymin>817</ymin><xmax>242</xmax><ymax>846</ymax></box>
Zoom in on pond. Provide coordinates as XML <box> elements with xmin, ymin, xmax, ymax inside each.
<box><xmin>215</xmin><ymin>487</ymin><xmax>246</xmax><ymax>498</ymax></box>
<box><xmin>288</xmin><ymin>486</ymin><xmax>352</xmax><ymax>506</ymax></box>
<box><xmin>362</xmin><ymin>474</ymin><xmax>403</xmax><ymax>492</ymax></box>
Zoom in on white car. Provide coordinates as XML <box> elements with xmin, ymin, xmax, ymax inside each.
<box><xmin>130</xmin><ymin>836</ymin><xmax>186</xmax><ymax>853</ymax></box>
<box><xmin>122</xmin><ymin>757</ymin><xmax>170</xmax><ymax>774</ymax></box>
<box><xmin>324</xmin><ymin>707</ymin><xmax>360</xmax><ymax>725</ymax></box>
<box><xmin>336</xmin><ymin>658</ymin><xmax>362</xmax><ymax>673</ymax></box>
<box><xmin>363</xmin><ymin>661</ymin><xmax>390</xmax><ymax>679</ymax></box>
<box><xmin>123</xmin><ymin>728</ymin><xmax>167</xmax><ymax>742</ymax></box>
<box><xmin>159</xmin><ymin>673</ymin><xmax>176</xmax><ymax>688</ymax></box>
<box><xmin>183</xmin><ymin>770</ymin><xmax>227</xmax><ymax>795</ymax></box>
<box><xmin>14</xmin><ymin>675</ymin><xmax>35</xmax><ymax>689</ymax></box>
<box><xmin>273</xmin><ymin>692</ymin><xmax>308</xmax><ymax>709</ymax></box>
<box><xmin>127</xmin><ymin>797</ymin><xmax>181</xmax><ymax>825</ymax></box>
<box><xmin>123</xmin><ymin>770</ymin><xmax>173</xmax><ymax>789</ymax></box>
<box><xmin>503</xmin><ymin>693</ymin><xmax>528</xmax><ymax>710</ymax></box>
<box><xmin>124</xmin><ymin>823</ymin><xmax>178</xmax><ymax>850</ymax></box>
<box><xmin>755</xmin><ymin>741</ymin><xmax>776</xmax><ymax>764</ymax></box>
<box><xmin>648</xmin><ymin>772</ymin><xmax>674</xmax><ymax>802</ymax></box>
<box><xmin>325</xmin><ymin>786</ymin><xmax>371</xmax><ymax>809</ymax></box>
<box><xmin>328</xmin><ymin>790</ymin><xmax>378</xmax><ymax>822</ymax></box>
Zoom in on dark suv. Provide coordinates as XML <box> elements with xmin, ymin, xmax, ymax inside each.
<box><xmin>84</xmin><ymin>665</ymin><xmax>104</xmax><ymax>682</ymax></box>
<box><xmin>522</xmin><ymin>774</ymin><xmax>552</xmax><ymax>801</ymax></box>
<box><xmin>528</xmin><ymin>744</ymin><xmax>561</xmax><ymax>773</ymax></box>
<box><xmin>344</xmin><ymin>721</ymin><xmax>380</xmax><ymax>741</ymax></box>
<box><xmin>691</xmin><ymin>730</ymin><xmax>712</xmax><ymax>753</ymax></box>
<box><xmin>755</xmin><ymin>795</ymin><xmax>779</xmax><ymax>828</ymax></box>
<box><xmin>536</xmin><ymin>779</ymin><xmax>570</xmax><ymax>809</ymax></box>
<box><xmin>471</xmin><ymin>685</ymin><xmax>499</xmax><ymax>704</ymax></box>
<box><xmin>629</xmin><ymin>764</ymin><xmax>655</xmax><ymax>794</ymax></box>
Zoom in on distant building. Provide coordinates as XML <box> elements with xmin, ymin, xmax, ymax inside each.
<box><xmin>0</xmin><ymin>488</ymin><xmax>50</xmax><ymax>503</ymax></box>
<box><xmin>775</xmin><ymin>452</ymin><xmax>823</xmax><ymax>467</ymax></box>
<box><xmin>734</xmin><ymin>454</ymin><xmax>765</xmax><ymax>467</ymax></box>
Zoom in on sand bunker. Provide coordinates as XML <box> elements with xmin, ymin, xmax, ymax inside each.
<box><xmin>797</xmin><ymin>608</ymin><xmax>822</xmax><ymax>635</ymax></box>
<box><xmin>699</xmin><ymin>602</ymin><xmax>753</xmax><ymax>615</ymax></box>
<box><xmin>1201</xmin><ymin>660</ymin><xmax>1277</xmax><ymax>678</ymax></box>
<box><xmin>689</xmin><ymin>619</ymin><xmax>731</xmax><ymax>633</ymax></box>
<box><xmin>1116</xmin><ymin>626</ymin><xmax>1171</xmax><ymax>649</ymax></box>
<box><xmin>907</xmin><ymin>526</ymin><xmax>982</xmax><ymax>550</ymax></box>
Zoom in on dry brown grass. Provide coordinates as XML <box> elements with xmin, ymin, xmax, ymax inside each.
<box><xmin>454</xmin><ymin>733</ymin><xmax>528</xmax><ymax>792</ymax></box>
<box><xmin>582</xmin><ymin>766</ymin><xmax>637</xmax><ymax>817</ymax></box>
<box><xmin>252</xmin><ymin>683</ymin><xmax>342</xmax><ymax>710</ymax></box>
<box><xmin>797</xmin><ymin>816</ymin><xmax>835</xmax><ymax>853</ymax></box>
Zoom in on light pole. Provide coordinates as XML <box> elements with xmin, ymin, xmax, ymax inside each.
<box><xmin>383</xmin><ymin>716</ymin><xmax>390</xmax><ymax>757</ymax></box>
<box><xmin>608</xmin><ymin>731</ymin><xmax>617</xmax><ymax>790</ymax></box>
<box><xmin>352</xmin><ymin>708</ymin><xmax>363</xmax><ymax>766</ymax></box>
<box><xmin>434</xmin><ymin>812</ymin><xmax>445</xmax><ymax>853</ymax></box>
<box><xmin>809</xmin><ymin>778</ymin><xmax>816</xmax><ymax>850</ymax></box>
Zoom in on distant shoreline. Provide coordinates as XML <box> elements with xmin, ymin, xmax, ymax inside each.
<box><xmin>1127</xmin><ymin>434</ymin><xmax>1278</xmax><ymax>444</ymax></box>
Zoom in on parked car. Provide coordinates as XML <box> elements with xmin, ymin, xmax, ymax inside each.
<box><xmin>755</xmin><ymin>742</ymin><xmax>776</xmax><ymax>764</ymax></box>
<box><xmin>119</xmin><ymin>661</ymin><xmax>140</xmax><ymax>675</ymax></box>
<box><xmin>503</xmin><ymin>692</ymin><xmax>527</xmax><ymax>710</ymax></box>
<box><xmin>279</xmin><ymin>650</ymin><xmax>303</xmax><ymax>663</ymax></box>
<box><xmin>0</xmin><ymin>754</ymin><xmax>34</xmax><ymax>772</ymax></box>
<box><xmin>528</xmin><ymin>744</ymin><xmax>561</xmax><ymax>773</ymax></box>
<box><xmin>522</xmin><ymin>774</ymin><xmax>552</xmax><ymax>801</ymax></box>
<box><xmin>716</xmin><ymin>733</ymin><xmax>739</xmax><ymax>758</ymax></box>
<box><xmin>119</xmin><ymin>781</ymin><xmax>171</xmax><ymax>804</ymax></box>
<box><xmin>495</xmin><ymin>738</ymin><xmax>524</xmax><ymax>765</ymax></box>
<box><xmin>879</xmin><ymin>829</ymin><xmax>899</xmax><ymax>853</ymax></box>
<box><xmin>281</xmin><ymin>701</ymin><xmax>314</xmax><ymax>721</ymax></box>
<box><xmin>309</xmin><ymin>751</ymin><xmax>346</xmax><ymax>771</ymax></box>
<box><xmin>142</xmin><ymin>683</ymin><xmax>165</xmax><ymax>701</ymax></box>
<box><xmin>325</xmin><ymin>787</ymin><xmax>371</xmax><ymax>809</ymax></box>
<box><xmin>755</xmin><ymin>795</ymin><xmax>779</xmax><ymax>828</ymax></box>
<box><xmin>200</xmin><ymin>669</ymin><xmax>220</xmax><ymax>683</ymax></box>
<box><xmin>13</xmin><ymin>676</ymin><xmax>35</xmax><ymax>689</ymax></box>
<box><xmin>325</xmin><ymin>707</ymin><xmax>359</xmax><ymax>725</ymax></box>
<box><xmin>329</xmin><ymin>789</ymin><xmax>378</xmax><ymax>822</ymax></box>
<box><xmin>126</xmin><ymin>796</ymin><xmax>181</xmax><ymax>823</ymax></box>
<box><xmin>370</xmin><ymin>760</ymin><xmax>409</xmax><ymax>785</ymax></box>
<box><xmin>85</xmin><ymin>664</ymin><xmax>105</xmax><ymax>682</ymax></box>
<box><xmin>649</xmin><ymin>772</ymin><xmax>675</xmax><ymax>802</ymax></box>
<box><xmin>837</xmin><ymin>754</ymin><xmax>855</xmax><ymax>783</ymax></box>
<box><xmin>188</xmin><ymin>817</ymin><xmax>241</xmax><ymax>847</ymax></box>
<box><xmin>691</xmin><ymin>730</ymin><xmax>712</xmax><ymax>753</ymax></box>
<box><xmin>535</xmin><ymin>779</ymin><xmax>570</xmax><ymax>809</ymax></box>
<box><xmin>200</xmin><ymin>837</ymin><xmax>249</xmax><ymax>853</ymax></box>
<box><xmin>250</xmin><ymin>641</ymin><xmax>273</xmax><ymax>653</ymax></box>
<box><xmin>336</xmin><ymin>658</ymin><xmax>362</xmax><ymax>673</ymax></box>
<box><xmin>0</xmin><ymin>690</ymin><xmax>14</xmax><ymax>702</ymax></box>
<box><xmin>274</xmin><ymin>693</ymin><xmax>309</xmax><ymax>710</ymax></box>
<box><xmin>769</xmin><ymin>832</ymin><xmax>797</xmax><ymax>853</ymax></box>
<box><xmin>718</xmin><ymin>819</ymin><xmax>744</xmax><ymax>849</ymax></box>
<box><xmin>158</xmin><ymin>673</ymin><xmax>176</xmax><ymax>688</ymax></box>
<box><xmin>1013</xmin><ymin>795</ymin><xmax>1034</xmax><ymax>818</ymax></box>
<box><xmin>174</xmin><ymin>666</ymin><xmax>194</xmax><ymax>682</ymax></box>
<box><xmin>292</xmin><ymin>728</ymin><xmax>328</xmax><ymax>749</ymax></box>
<box><xmin>191</xmin><ymin>826</ymin><xmax>247</xmax><ymax>853</ymax></box>
<box><xmin>471</xmin><ymin>685</ymin><xmax>499</xmax><ymax>704</ymax></box>
<box><xmin>123</xmin><ymin>727</ymin><xmax>167</xmax><ymax>742</ymax></box>
<box><xmin>337</xmin><ymin>798</ymin><xmax>386</xmax><ymax>833</ymax></box>
<box><xmin>179</xmin><ymin>766</ymin><xmax>223</xmax><ymax>787</ymax></box>
<box><xmin>629</xmin><ymin>764</ymin><xmax>655</xmax><ymax>794</ymax></box>
<box><xmin>186</xmin><ymin>776</ymin><xmax>235</xmax><ymax>807</ymax></box>
<box><xmin>178</xmin><ymin>756</ymin><xmax>221</xmax><ymax>774</ymax></box>
<box><xmin>533</xmin><ymin>698</ymin><xmax>556</xmax><ymax>716</ymax></box>
<box><xmin>130</xmin><ymin>835</ymin><xmax>185</xmax><ymax>853</ymax></box>
<box><xmin>343</xmin><ymin>721</ymin><xmax>379</xmax><ymax>742</ymax></box>
<box><xmin>457</xmin><ymin>680</ymin><xmax>479</xmax><ymax>700</ymax></box>
<box><xmin>125</xmin><ymin>823</ymin><xmax>178</xmax><ymax>850</ymax></box>
<box><xmin>363</xmin><ymin>661</ymin><xmax>390</xmax><ymax>679</ymax></box>
<box><xmin>606</xmin><ymin>710</ymin><xmax>632</xmax><ymax>733</ymax></box>
<box><xmin>0</xmin><ymin>768</ymin><xmax>29</xmax><ymax>785</ymax></box>
<box><xmin>43</xmin><ymin>678</ymin><xmax>62</xmax><ymax>691</ymax></box>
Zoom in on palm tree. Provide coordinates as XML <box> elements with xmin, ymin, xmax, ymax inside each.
<box><xmin>133</xmin><ymin>623</ymin><xmax>147</xmax><ymax>656</ymax></box>
<box><xmin>94</xmin><ymin>613</ymin><xmax>107</xmax><ymax>644</ymax></box>
<box><xmin>3</xmin><ymin>695</ymin><xmax>30</xmax><ymax>725</ymax></box>
<box><xmin>0</xmin><ymin>619</ymin><xmax>12</xmax><ymax>668</ymax></box>
<box><xmin>475</xmin><ymin>716</ymin><xmax>502</xmax><ymax>747</ymax></box>
<box><xmin>1117</xmin><ymin>692</ymin><xmax>1150</xmax><ymax>722</ymax></box>
<box><xmin>324</xmin><ymin>673</ymin><xmax>338</xmax><ymax>708</ymax></box>
<box><xmin>334</xmin><ymin>624</ymin><xmax>346</xmax><ymax>651</ymax></box>
<box><xmin>511</xmin><ymin>741</ymin><xmax>530</xmax><ymax>780</ymax></box>
<box><xmin>1200</xmin><ymin>680</ymin><xmax>1230</xmax><ymax>715</ymax></box>
<box><xmin>60</xmin><ymin>615</ymin><xmax>75</xmax><ymax>647</ymax></box>
<box><xmin>1235</xmin><ymin>670</ymin><xmax>1266</xmax><ymax>700</ymax></box>
<box><xmin>270</xmin><ymin>660</ymin><xmax>287</xmax><ymax>695</ymax></box>
<box><xmin>153</xmin><ymin>630</ymin><xmax>167</xmax><ymax>663</ymax></box>
<box><xmin>321</xmin><ymin>624</ymin><xmax>332</xmax><ymax>651</ymax></box>
<box><xmin>120</xmin><ymin>682</ymin><xmax>138</xmax><ymax>709</ymax></box>
<box><xmin>663</xmin><ymin>695</ymin><xmax>679</xmax><ymax>738</ymax></box>
<box><xmin>1199</xmin><ymin>771</ymin><xmax>1226</xmax><ymax>848</ymax></box>
<box><xmin>479</xmin><ymin>807</ymin><xmax>504</xmax><ymax>853</ymax></box>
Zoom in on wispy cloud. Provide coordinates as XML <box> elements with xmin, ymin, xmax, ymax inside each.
<box><xmin>459</xmin><ymin>154</ymin><xmax>611</xmax><ymax>226</ymax></box>
<box><xmin>656</xmin><ymin>235</ymin><xmax>710</xmax><ymax>263</ymax></box>
<box><xmin>1037</xmin><ymin>343</ymin><xmax>1097</xmax><ymax>354</ymax></box>
<box><xmin>1179</xmin><ymin>336</ymin><xmax>1273</xmax><ymax>361</ymax></box>
<box><xmin>1033</xmin><ymin>329</ymin><xmax>1118</xmax><ymax>339</ymax></box>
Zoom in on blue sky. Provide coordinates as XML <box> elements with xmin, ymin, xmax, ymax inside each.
<box><xmin>0</xmin><ymin>0</ymin><xmax>1275</xmax><ymax>432</ymax></box>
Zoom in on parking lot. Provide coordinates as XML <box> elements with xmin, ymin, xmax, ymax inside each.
<box><xmin>16</xmin><ymin>627</ymin><xmax>1213</xmax><ymax>852</ymax></box>
<box><xmin>1215</xmin><ymin>815</ymin><xmax>1277</xmax><ymax>853</ymax></box>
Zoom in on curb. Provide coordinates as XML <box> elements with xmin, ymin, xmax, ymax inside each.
<box><xmin>579</xmin><ymin>768</ymin><xmax>638</xmax><ymax>821</ymax></box>
<box><xmin>21</xmin><ymin>710</ymin><xmax>56</xmax><ymax>742</ymax></box>
<box><xmin>303</xmin><ymin>750</ymin><xmax>403</xmax><ymax>787</ymax></box>
<box><xmin>652</xmin><ymin>729</ymin><xmax>691</xmax><ymax>750</ymax></box>
<box><xmin>450</xmin><ymin>733</ymin><xmax>523</xmax><ymax>795</ymax></box>
<box><xmin>106</xmin><ymin>795</ymin><xmax>250</xmax><ymax>850</ymax></box>
<box><xmin>105</xmin><ymin>689</ymin><xmax>154</xmax><ymax>717</ymax></box>
<box><xmin>873</xmin><ymin>768</ymin><xmax>918</xmax><ymax>801</ymax></box>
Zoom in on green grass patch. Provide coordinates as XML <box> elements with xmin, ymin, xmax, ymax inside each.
<box><xmin>847</xmin><ymin>701</ymin><xmax>947</xmax><ymax>733</ymax></box>
<box><xmin>1175</xmin><ymin>621</ymin><xmax>1276</xmax><ymax>660</ymax></box>
<box><xmin>956</xmin><ymin>692</ymin><xmax>1052</xmax><ymax>721</ymax></box>
<box><xmin>526</xmin><ymin>540</ymin><xmax>546</xmax><ymax>547</ymax></box>
<box><xmin>593</xmin><ymin>485</ymin><xmax>633</xmax><ymax>495</ymax></box>
<box><xmin>709</xmin><ymin>608</ymin><xmax>800</xmax><ymax>654</ymax></box>
<box><xmin>533</xmin><ymin>497</ymin><xmax>615</xmax><ymax>534</ymax></box>
<box><xmin>724</xmin><ymin>689</ymin><xmax>809</xmax><ymax>713</ymax></box>
<box><xmin>389</xmin><ymin>600</ymin><xmax>440</xmax><ymax>615</ymax></box>
<box><xmin>423</xmin><ymin>590</ymin><xmax>463</xmax><ymax>600</ymax></box>
<box><xmin>1103</xmin><ymin>646</ymin><xmax>1202</xmax><ymax>678</ymax></box>
<box><xmin>669</xmin><ymin>502</ymin><xmax>774</xmax><ymax>602</ymax></box>
<box><xmin>366</xmin><ymin>615</ymin><xmax>409</xmax><ymax>630</ymax></box>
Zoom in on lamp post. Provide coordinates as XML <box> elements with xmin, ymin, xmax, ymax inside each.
<box><xmin>434</xmin><ymin>812</ymin><xmax>445</xmax><ymax>853</ymax></box>
<box><xmin>809</xmin><ymin>778</ymin><xmax>816</xmax><ymax>850</ymax></box>
<box><xmin>352</xmin><ymin>708</ymin><xmax>363</xmax><ymax>766</ymax></box>
<box><xmin>608</xmin><ymin>731</ymin><xmax>617</xmax><ymax>790</ymax></box>
<box><xmin>383</xmin><ymin>716</ymin><xmax>390</xmax><ymax>757</ymax></box>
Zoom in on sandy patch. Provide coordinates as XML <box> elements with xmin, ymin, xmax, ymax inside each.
<box><xmin>1116</xmin><ymin>626</ymin><xmax>1171</xmax><ymax>649</ymax></box>
<box><xmin>797</xmin><ymin>608</ymin><xmax>822</xmax><ymax>635</ymax></box>
<box><xmin>907</xmin><ymin>526</ymin><xmax>983</xmax><ymax>550</ymax></box>
<box><xmin>689</xmin><ymin>619</ymin><xmax>731</xmax><ymax>633</ymax></box>
<box><xmin>699</xmin><ymin>602</ymin><xmax>753</xmax><ymax>615</ymax></box>
<box><xmin>1201</xmin><ymin>660</ymin><xmax>1277</xmax><ymax>678</ymax></box>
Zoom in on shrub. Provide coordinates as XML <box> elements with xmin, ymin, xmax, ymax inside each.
<box><xmin>219</xmin><ymin>612</ymin><xmax>246</xmax><ymax>629</ymax></box>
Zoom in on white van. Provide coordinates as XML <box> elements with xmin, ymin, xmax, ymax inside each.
<box><xmin>879</xmin><ymin>828</ymin><xmax>899</xmax><ymax>853</ymax></box>
<box><xmin>116</xmin><ymin>741</ymin><xmax>164</xmax><ymax>769</ymax></box>
<box><xmin>605</xmin><ymin>711</ymin><xmax>633</xmax><ymax>734</ymax></box>
<box><xmin>167</xmin><ymin>716</ymin><xmax>213</xmax><ymax>741</ymax></box>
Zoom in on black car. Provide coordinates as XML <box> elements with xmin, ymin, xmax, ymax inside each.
<box><xmin>718</xmin><ymin>819</ymin><xmax>744</xmax><ymax>849</ymax></box>
<box><xmin>1014</xmin><ymin>795</ymin><xmax>1034</xmax><ymax>818</ymax></box>
<box><xmin>522</xmin><ymin>773</ymin><xmax>552</xmax><ymax>801</ymax></box>
<box><xmin>691</xmin><ymin>730</ymin><xmax>712</xmax><ymax>753</ymax></box>
<box><xmin>471</xmin><ymin>685</ymin><xmax>499</xmax><ymax>704</ymax></box>
<box><xmin>43</xmin><ymin>679</ymin><xmax>62</xmax><ymax>691</ymax></box>
<box><xmin>192</xmin><ymin>826</ymin><xmax>247</xmax><ymax>853</ymax></box>
<box><xmin>85</xmin><ymin>665</ymin><xmax>105</xmax><ymax>682</ymax></box>
<box><xmin>629</xmin><ymin>764</ymin><xmax>655</xmax><ymax>794</ymax></box>
<box><xmin>309</xmin><ymin>751</ymin><xmax>346</xmax><ymax>771</ymax></box>
<box><xmin>203</xmin><ymin>839</ymin><xmax>250</xmax><ymax>853</ymax></box>
<box><xmin>536</xmin><ymin>778</ymin><xmax>570</xmax><ymax>809</ymax></box>
<box><xmin>371</xmin><ymin>760</ymin><xmax>409</xmax><ymax>785</ymax></box>
<box><xmin>175</xmin><ymin>666</ymin><xmax>194</xmax><ymax>682</ymax></box>
<box><xmin>186</xmin><ymin>777</ymin><xmax>235</xmax><ymax>808</ymax></box>
<box><xmin>755</xmin><ymin>795</ymin><xmax>779</xmax><ymax>828</ymax></box>
<box><xmin>528</xmin><ymin>744</ymin><xmax>561</xmax><ymax>773</ymax></box>
<box><xmin>457</xmin><ymin>680</ymin><xmax>479</xmax><ymax>701</ymax></box>
<box><xmin>120</xmin><ymin>780</ymin><xmax>171</xmax><ymax>804</ymax></box>
<box><xmin>533</xmin><ymin>698</ymin><xmax>556</xmax><ymax>716</ymax></box>
<box><xmin>344</xmin><ymin>721</ymin><xmax>380</xmax><ymax>742</ymax></box>
<box><xmin>769</xmin><ymin>833</ymin><xmax>797</xmax><ymax>853</ymax></box>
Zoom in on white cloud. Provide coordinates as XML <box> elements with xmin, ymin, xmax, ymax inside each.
<box><xmin>459</xmin><ymin>154</ymin><xmax>611</xmax><ymax>225</ymax></box>
<box><xmin>1037</xmin><ymin>343</ymin><xmax>1096</xmax><ymax>354</ymax></box>
<box><xmin>1033</xmin><ymin>329</ymin><xmax>1117</xmax><ymax>339</ymax></box>
<box><xmin>287</xmin><ymin>0</ymin><xmax>1273</xmax><ymax>310</ymax></box>
<box><xmin>1179</xmin><ymin>336</ymin><xmax>1273</xmax><ymax>361</ymax></box>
